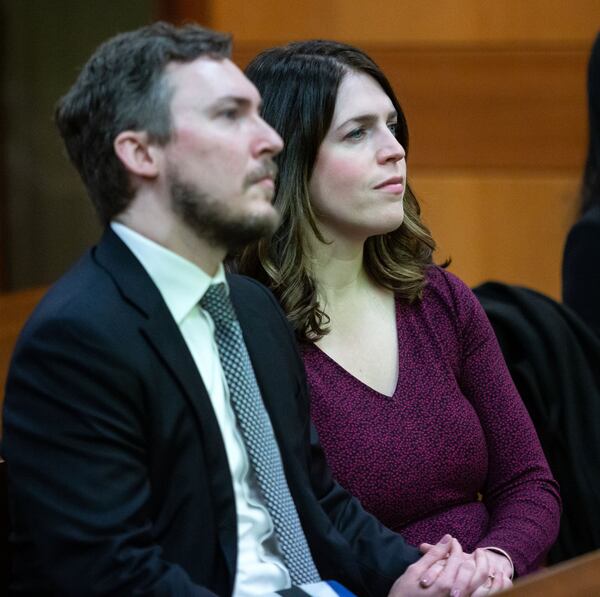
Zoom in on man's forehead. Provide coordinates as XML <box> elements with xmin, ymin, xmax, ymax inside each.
<box><xmin>166</xmin><ymin>56</ymin><xmax>260</xmax><ymax>105</ymax></box>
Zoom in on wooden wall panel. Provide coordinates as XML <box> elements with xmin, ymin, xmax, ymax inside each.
<box><xmin>233</xmin><ymin>43</ymin><xmax>589</xmax><ymax>170</ymax></box>
<box><xmin>0</xmin><ymin>286</ymin><xmax>46</xmax><ymax>422</ymax></box>
<box><xmin>212</xmin><ymin>0</ymin><xmax>600</xmax><ymax>44</ymax></box>
<box><xmin>413</xmin><ymin>171</ymin><xmax>580</xmax><ymax>298</ymax></box>
<box><xmin>157</xmin><ymin>0</ymin><xmax>211</xmax><ymax>26</ymax></box>
<box><xmin>370</xmin><ymin>46</ymin><xmax>588</xmax><ymax>171</ymax></box>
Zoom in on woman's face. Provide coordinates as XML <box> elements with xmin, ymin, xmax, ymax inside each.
<box><xmin>308</xmin><ymin>70</ymin><xmax>406</xmax><ymax>243</ymax></box>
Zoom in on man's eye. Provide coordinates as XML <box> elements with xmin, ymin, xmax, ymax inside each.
<box><xmin>220</xmin><ymin>108</ymin><xmax>240</xmax><ymax>120</ymax></box>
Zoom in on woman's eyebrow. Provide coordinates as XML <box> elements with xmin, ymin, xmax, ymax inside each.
<box><xmin>335</xmin><ymin>110</ymin><xmax>398</xmax><ymax>131</ymax></box>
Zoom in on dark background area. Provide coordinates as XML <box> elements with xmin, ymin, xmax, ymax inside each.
<box><xmin>1</xmin><ymin>1</ymin><xmax>157</xmax><ymax>290</ymax></box>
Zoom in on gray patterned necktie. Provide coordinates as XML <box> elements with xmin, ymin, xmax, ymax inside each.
<box><xmin>201</xmin><ymin>283</ymin><xmax>321</xmax><ymax>585</ymax></box>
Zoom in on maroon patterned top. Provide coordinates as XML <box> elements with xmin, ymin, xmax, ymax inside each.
<box><xmin>301</xmin><ymin>266</ymin><xmax>561</xmax><ymax>576</ymax></box>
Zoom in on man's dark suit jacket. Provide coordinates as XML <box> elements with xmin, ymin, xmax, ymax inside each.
<box><xmin>2</xmin><ymin>229</ymin><xmax>419</xmax><ymax>596</ymax></box>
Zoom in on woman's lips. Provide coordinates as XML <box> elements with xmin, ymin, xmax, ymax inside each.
<box><xmin>375</xmin><ymin>179</ymin><xmax>404</xmax><ymax>194</ymax></box>
<box><xmin>379</xmin><ymin>183</ymin><xmax>403</xmax><ymax>193</ymax></box>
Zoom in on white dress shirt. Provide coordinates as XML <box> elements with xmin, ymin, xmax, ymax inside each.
<box><xmin>111</xmin><ymin>222</ymin><xmax>291</xmax><ymax>596</ymax></box>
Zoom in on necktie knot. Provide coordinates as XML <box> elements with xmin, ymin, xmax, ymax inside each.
<box><xmin>200</xmin><ymin>283</ymin><xmax>236</xmax><ymax>324</ymax></box>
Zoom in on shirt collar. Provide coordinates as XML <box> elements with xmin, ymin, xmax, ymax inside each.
<box><xmin>110</xmin><ymin>222</ymin><xmax>227</xmax><ymax>325</ymax></box>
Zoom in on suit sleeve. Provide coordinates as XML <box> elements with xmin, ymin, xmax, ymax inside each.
<box><xmin>452</xmin><ymin>278</ymin><xmax>561</xmax><ymax>576</ymax></box>
<box><xmin>2</xmin><ymin>315</ymin><xmax>218</xmax><ymax>597</ymax></box>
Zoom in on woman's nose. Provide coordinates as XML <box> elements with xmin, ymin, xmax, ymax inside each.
<box><xmin>377</xmin><ymin>133</ymin><xmax>406</xmax><ymax>164</ymax></box>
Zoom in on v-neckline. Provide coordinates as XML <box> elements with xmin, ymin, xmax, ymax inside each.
<box><xmin>309</xmin><ymin>295</ymin><xmax>401</xmax><ymax>399</ymax></box>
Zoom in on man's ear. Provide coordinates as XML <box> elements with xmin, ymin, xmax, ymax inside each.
<box><xmin>114</xmin><ymin>131</ymin><xmax>162</xmax><ymax>179</ymax></box>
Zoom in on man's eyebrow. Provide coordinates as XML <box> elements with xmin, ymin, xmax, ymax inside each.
<box><xmin>335</xmin><ymin>110</ymin><xmax>398</xmax><ymax>130</ymax></box>
<box><xmin>209</xmin><ymin>95</ymin><xmax>254</xmax><ymax>109</ymax></box>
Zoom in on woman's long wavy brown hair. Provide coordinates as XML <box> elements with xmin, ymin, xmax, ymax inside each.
<box><xmin>236</xmin><ymin>40</ymin><xmax>439</xmax><ymax>342</ymax></box>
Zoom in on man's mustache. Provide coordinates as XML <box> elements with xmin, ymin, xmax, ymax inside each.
<box><xmin>245</xmin><ymin>160</ymin><xmax>279</xmax><ymax>186</ymax></box>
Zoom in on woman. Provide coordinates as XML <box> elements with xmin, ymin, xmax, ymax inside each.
<box><xmin>237</xmin><ymin>40</ymin><xmax>561</xmax><ymax>581</ymax></box>
<box><xmin>563</xmin><ymin>32</ymin><xmax>600</xmax><ymax>337</ymax></box>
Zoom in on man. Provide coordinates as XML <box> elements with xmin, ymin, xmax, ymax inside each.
<box><xmin>2</xmin><ymin>22</ymin><xmax>500</xmax><ymax>596</ymax></box>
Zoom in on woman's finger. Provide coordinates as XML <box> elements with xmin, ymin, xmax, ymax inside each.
<box><xmin>467</xmin><ymin>548</ymin><xmax>492</xmax><ymax>593</ymax></box>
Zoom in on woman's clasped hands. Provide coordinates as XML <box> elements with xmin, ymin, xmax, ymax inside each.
<box><xmin>389</xmin><ymin>535</ymin><xmax>513</xmax><ymax>597</ymax></box>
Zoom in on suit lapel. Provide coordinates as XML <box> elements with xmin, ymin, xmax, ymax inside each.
<box><xmin>140</xmin><ymin>316</ymin><xmax>238</xmax><ymax>582</ymax></box>
<box><xmin>93</xmin><ymin>229</ymin><xmax>238</xmax><ymax>582</ymax></box>
<box><xmin>94</xmin><ymin>229</ymin><xmax>220</xmax><ymax>439</ymax></box>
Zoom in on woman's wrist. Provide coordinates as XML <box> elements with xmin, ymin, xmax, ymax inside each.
<box><xmin>481</xmin><ymin>546</ymin><xmax>515</xmax><ymax>579</ymax></box>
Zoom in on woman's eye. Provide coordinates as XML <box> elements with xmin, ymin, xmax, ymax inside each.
<box><xmin>387</xmin><ymin>122</ymin><xmax>398</xmax><ymax>136</ymax></box>
<box><xmin>346</xmin><ymin>127</ymin><xmax>366</xmax><ymax>141</ymax></box>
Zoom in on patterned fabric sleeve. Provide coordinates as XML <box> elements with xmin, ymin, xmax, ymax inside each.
<box><xmin>441</xmin><ymin>269</ymin><xmax>561</xmax><ymax>576</ymax></box>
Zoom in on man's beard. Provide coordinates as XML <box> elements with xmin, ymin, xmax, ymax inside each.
<box><xmin>168</xmin><ymin>162</ymin><xmax>280</xmax><ymax>253</ymax></box>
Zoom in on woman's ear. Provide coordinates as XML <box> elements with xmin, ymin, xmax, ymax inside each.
<box><xmin>114</xmin><ymin>131</ymin><xmax>161</xmax><ymax>179</ymax></box>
